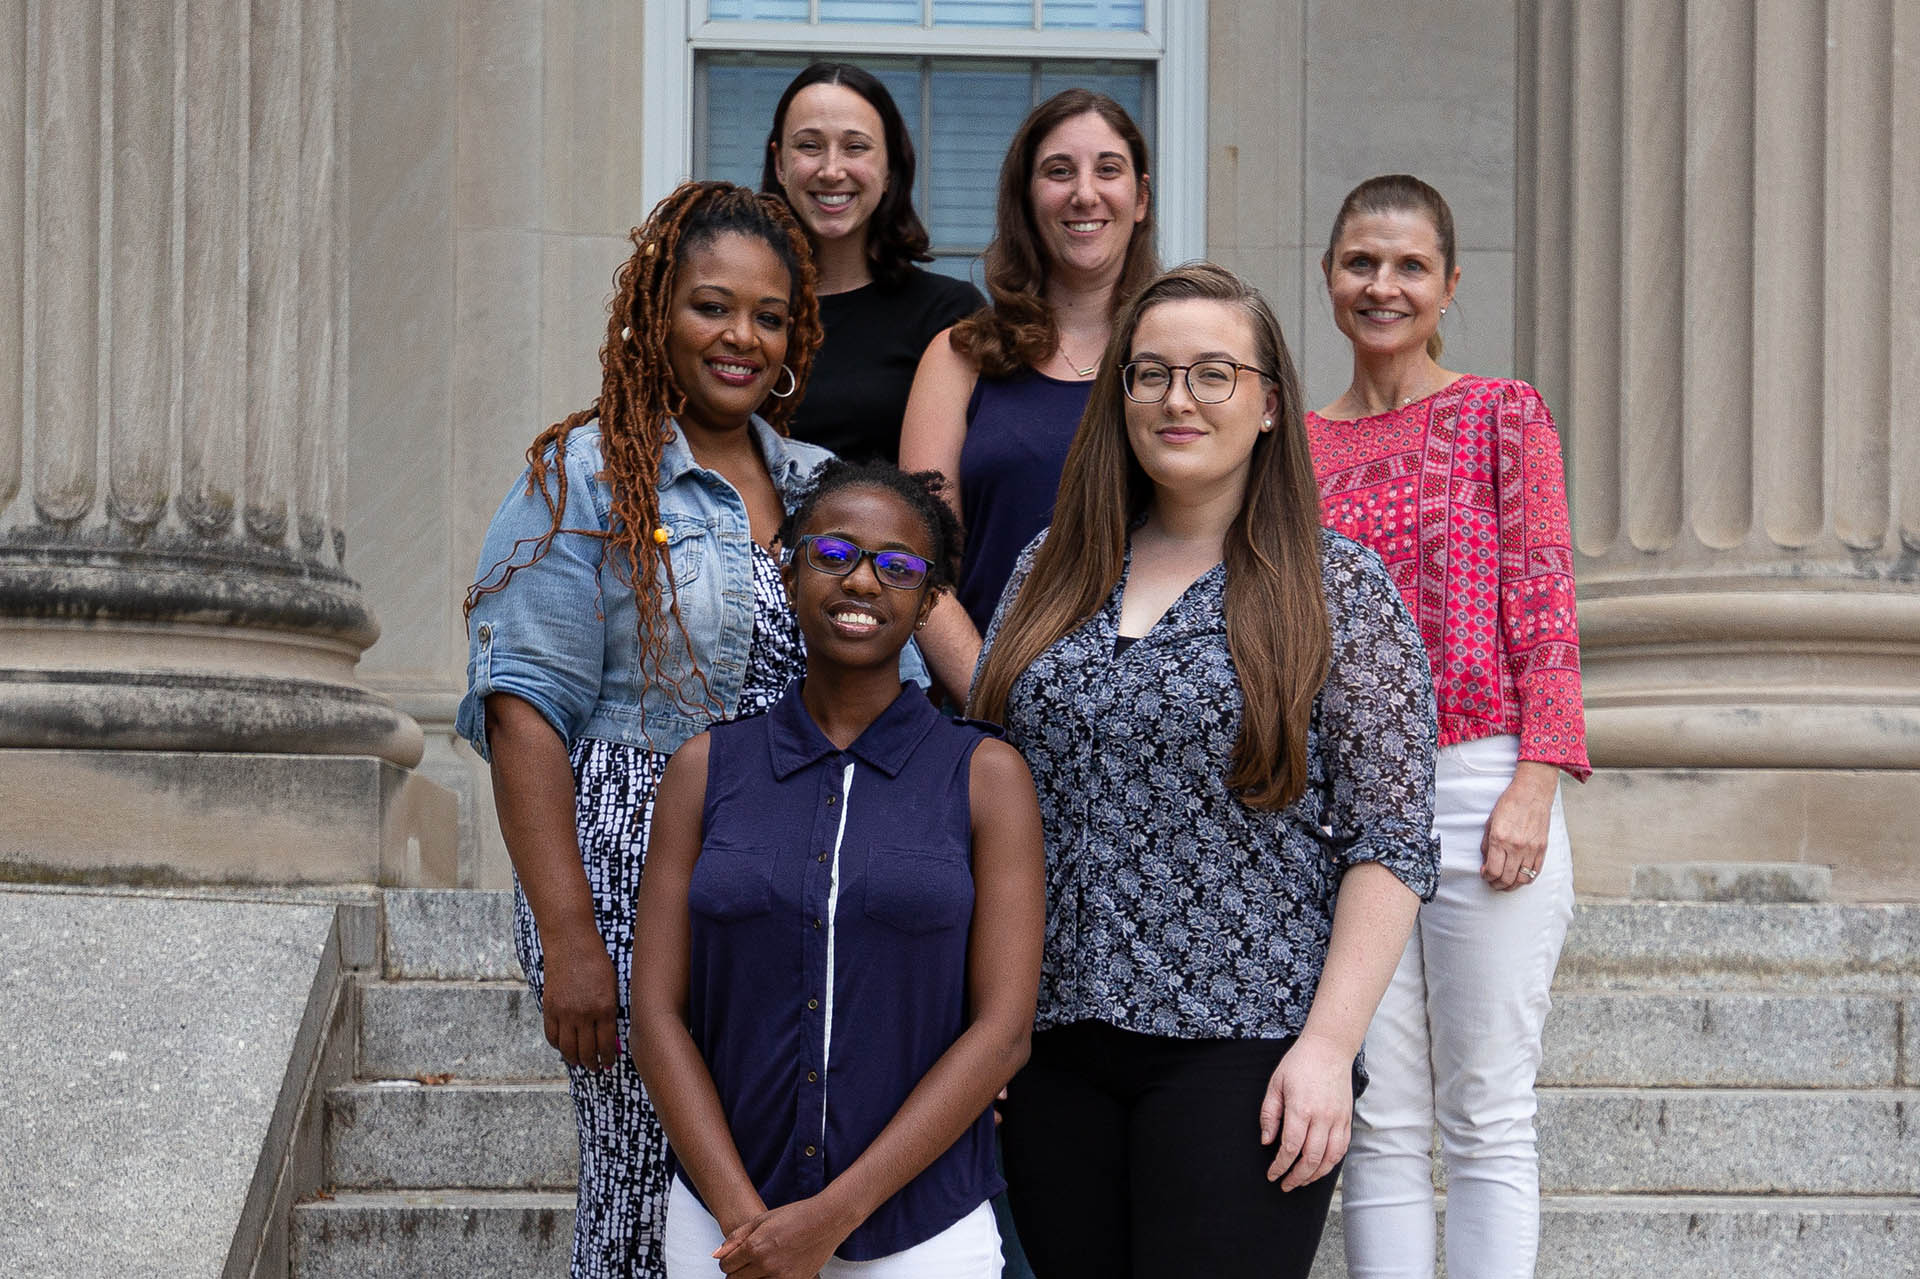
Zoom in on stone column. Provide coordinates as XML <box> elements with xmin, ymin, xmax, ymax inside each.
<box><xmin>0</xmin><ymin>0</ymin><xmax>453</xmax><ymax>886</ymax></box>
<box><xmin>1521</xmin><ymin>0</ymin><xmax>1919</xmax><ymax>899</ymax></box>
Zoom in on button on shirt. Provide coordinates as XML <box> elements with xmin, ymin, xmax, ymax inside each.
<box><xmin>985</xmin><ymin>530</ymin><xmax>1441</xmax><ymax>1042</ymax></box>
<box><xmin>678</xmin><ymin>680</ymin><xmax>1003</xmax><ymax>1260</ymax></box>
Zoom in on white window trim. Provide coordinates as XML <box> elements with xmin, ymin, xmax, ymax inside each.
<box><xmin>642</xmin><ymin>0</ymin><xmax>1208</xmax><ymax>264</ymax></box>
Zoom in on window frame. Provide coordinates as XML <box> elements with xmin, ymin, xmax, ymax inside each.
<box><xmin>641</xmin><ymin>0</ymin><xmax>1209</xmax><ymax>265</ymax></box>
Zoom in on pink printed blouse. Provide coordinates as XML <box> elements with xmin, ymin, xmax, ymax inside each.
<box><xmin>1306</xmin><ymin>375</ymin><xmax>1591</xmax><ymax>780</ymax></box>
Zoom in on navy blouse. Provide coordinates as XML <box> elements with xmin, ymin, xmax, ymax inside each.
<box><xmin>676</xmin><ymin>679</ymin><xmax>1003</xmax><ymax>1260</ymax></box>
<box><xmin>956</xmin><ymin>368</ymin><xmax>1094</xmax><ymax>634</ymax></box>
<box><xmin>983</xmin><ymin>530</ymin><xmax>1441</xmax><ymax>1042</ymax></box>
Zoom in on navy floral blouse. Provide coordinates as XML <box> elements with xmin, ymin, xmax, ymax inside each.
<box><xmin>981</xmin><ymin>530</ymin><xmax>1440</xmax><ymax>1041</ymax></box>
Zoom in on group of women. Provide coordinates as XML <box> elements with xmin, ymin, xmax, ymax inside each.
<box><xmin>458</xmin><ymin>60</ymin><xmax>1587</xmax><ymax>1279</ymax></box>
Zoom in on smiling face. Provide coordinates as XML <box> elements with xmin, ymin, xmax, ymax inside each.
<box><xmin>1323</xmin><ymin>208</ymin><xmax>1459</xmax><ymax>361</ymax></box>
<box><xmin>664</xmin><ymin>231</ymin><xmax>794</xmax><ymax>437</ymax></box>
<box><xmin>784</xmin><ymin>486</ymin><xmax>938</xmax><ymax>673</ymax></box>
<box><xmin>1027</xmin><ymin>111</ymin><xmax>1149</xmax><ymax>284</ymax></box>
<box><xmin>1123</xmin><ymin>298</ymin><xmax>1279</xmax><ymax>506</ymax></box>
<box><xmin>773</xmin><ymin>82</ymin><xmax>889</xmax><ymax>250</ymax></box>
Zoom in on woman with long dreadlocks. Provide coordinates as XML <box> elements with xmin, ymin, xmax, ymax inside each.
<box><xmin>457</xmin><ymin>181</ymin><xmax>923</xmax><ymax>1278</ymax></box>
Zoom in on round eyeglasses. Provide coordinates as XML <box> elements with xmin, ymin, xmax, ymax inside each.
<box><xmin>790</xmin><ymin>534</ymin><xmax>932</xmax><ymax>591</ymax></box>
<box><xmin>1122</xmin><ymin>359</ymin><xmax>1272</xmax><ymax>405</ymax></box>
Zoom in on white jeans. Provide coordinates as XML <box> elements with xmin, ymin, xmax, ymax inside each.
<box><xmin>1341</xmin><ymin>735</ymin><xmax>1575</xmax><ymax>1279</ymax></box>
<box><xmin>662</xmin><ymin>1175</ymin><xmax>1003</xmax><ymax>1278</ymax></box>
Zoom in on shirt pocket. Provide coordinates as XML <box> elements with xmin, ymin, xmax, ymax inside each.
<box><xmin>689</xmin><ymin>843</ymin><xmax>774</xmax><ymax>923</ymax></box>
<box><xmin>659</xmin><ymin>513</ymin><xmax>708</xmax><ymax>589</ymax></box>
<box><xmin>861</xmin><ymin>846</ymin><xmax>974</xmax><ymax>936</ymax></box>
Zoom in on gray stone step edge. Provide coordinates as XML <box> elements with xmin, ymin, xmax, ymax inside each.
<box><xmin>1535</xmin><ymin>1086</ymin><xmax>1920</xmax><ymax>1196</ymax></box>
<box><xmin>317</xmin><ymin>1075</ymin><xmax>1920</xmax><ymax>1198</ymax></box>
<box><xmin>290</xmin><ymin>1190</ymin><xmax>1920</xmax><ymax>1279</ymax></box>
<box><xmin>290</xmin><ymin>1190</ymin><xmax>574</xmax><ymax>1279</ymax></box>
<box><xmin>382</xmin><ymin>891</ymin><xmax>1920</xmax><ymax>986</ymax></box>
<box><xmin>382</xmin><ymin>889</ymin><xmax>520</xmax><ymax>981</ymax></box>
<box><xmin>1558</xmin><ymin>903</ymin><xmax>1920</xmax><ymax>987</ymax></box>
<box><xmin>1308</xmin><ymin>1194</ymin><xmax>1920</xmax><ymax>1279</ymax></box>
<box><xmin>353</xmin><ymin>976</ymin><xmax>1915</xmax><ymax>1091</ymax></box>
<box><xmin>356</xmin><ymin>978</ymin><xmax>558</xmax><ymax>1083</ymax></box>
<box><xmin>1541</xmin><ymin>991</ymin><xmax>1916</xmax><ymax>1087</ymax></box>
<box><xmin>322</xmin><ymin>1081</ymin><xmax>577</xmax><ymax>1192</ymax></box>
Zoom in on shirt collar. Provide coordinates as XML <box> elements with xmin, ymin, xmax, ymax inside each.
<box><xmin>767</xmin><ymin>678</ymin><xmax>941</xmax><ymax>781</ymax></box>
<box><xmin>657</xmin><ymin>414</ymin><xmax>815</xmax><ymax>495</ymax></box>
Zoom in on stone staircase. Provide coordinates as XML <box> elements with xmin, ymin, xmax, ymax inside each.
<box><xmin>293</xmin><ymin>893</ymin><xmax>1920</xmax><ymax>1277</ymax></box>
<box><xmin>291</xmin><ymin>891</ymin><xmax>575</xmax><ymax>1277</ymax></box>
<box><xmin>1316</xmin><ymin>901</ymin><xmax>1920</xmax><ymax>1276</ymax></box>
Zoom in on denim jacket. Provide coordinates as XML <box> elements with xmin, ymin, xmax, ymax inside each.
<box><xmin>456</xmin><ymin>414</ymin><xmax>927</xmax><ymax>759</ymax></box>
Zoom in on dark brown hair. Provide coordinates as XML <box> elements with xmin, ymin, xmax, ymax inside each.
<box><xmin>761</xmin><ymin>61</ymin><xmax>932</xmax><ymax>289</ymax></box>
<box><xmin>1322</xmin><ymin>173</ymin><xmax>1457</xmax><ymax>360</ymax></box>
<box><xmin>465</xmin><ymin>181</ymin><xmax>823</xmax><ymax>714</ymax></box>
<box><xmin>950</xmin><ymin>89</ymin><xmax>1160</xmax><ymax>377</ymax></box>
<box><xmin>970</xmin><ymin>263</ymin><xmax>1330</xmax><ymax>810</ymax></box>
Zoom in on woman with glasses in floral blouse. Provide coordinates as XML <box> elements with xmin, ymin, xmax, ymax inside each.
<box><xmin>969</xmin><ymin>263</ymin><xmax>1441</xmax><ymax>1277</ymax></box>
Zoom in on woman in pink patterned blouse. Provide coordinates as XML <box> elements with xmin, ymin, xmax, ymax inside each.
<box><xmin>1305</xmin><ymin>174</ymin><xmax>1590</xmax><ymax>1279</ymax></box>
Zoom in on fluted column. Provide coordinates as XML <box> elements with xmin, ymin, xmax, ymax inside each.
<box><xmin>1524</xmin><ymin>0</ymin><xmax>1920</xmax><ymax>774</ymax></box>
<box><xmin>1</xmin><ymin>2</ymin><xmax>421</xmax><ymax>775</ymax></box>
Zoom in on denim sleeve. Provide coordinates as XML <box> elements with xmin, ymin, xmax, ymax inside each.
<box><xmin>454</xmin><ymin>443</ymin><xmax>610</xmax><ymax>760</ymax></box>
<box><xmin>1314</xmin><ymin>535</ymin><xmax>1442</xmax><ymax>901</ymax></box>
<box><xmin>898</xmin><ymin>639</ymin><xmax>932</xmax><ymax>690</ymax></box>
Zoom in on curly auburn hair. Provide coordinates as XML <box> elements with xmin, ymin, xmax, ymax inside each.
<box><xmin>465</xmin><ymin>180</ymin><xmax>824</xmax><ymax>716</ymax></box>
<box><xmin>949</xmin><ymin>89</ymin><xmax>1160</xmax><ymax>378</ymax></box>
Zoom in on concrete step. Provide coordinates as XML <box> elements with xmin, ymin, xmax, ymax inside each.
<box><xmin>1308</xmin><ymin>1194</ymin><xmax>1920</xmax><ymax>1278</ymax></box>
<box><xmin>1537</xmin><ymin>1087</ymin><xmax>1920</xmax><ymax>1195</ymax></box>
<box><xmin>1539</xmin><ymin>991</ymin><xmax>1910</xmax><ymax>1087</ymax></box>
<box><xmin>358</xmin><ymin>979</ymin><xmax>558</xmax><ymax>1082</ymax></box>
<box><xmin>382</xmin><ymin>889</ymin><xmax>519</xmax><ymax>981</ymax></box>
<box><xmin>1558</xmin><ymin>903</ymin><xmax>1920</xmax><ymax>990</ymax></box>
<box><xmin>324</xmin><ymin>1080</ymin><xmax>577</xmax><ymax>1190</ymax></box>
<box><xmin>291</xmin><ymin>1190</ymin><xmax>574</xmax><ymax>1279</ymax></box>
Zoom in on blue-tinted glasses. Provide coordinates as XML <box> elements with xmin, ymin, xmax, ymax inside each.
<box><xmin>793</xmin><ymin>535</ymin><xmax>931</xmax><ymax>590</ymax></box>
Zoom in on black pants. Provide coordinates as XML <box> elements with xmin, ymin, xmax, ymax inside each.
<box><xmin>1000</xmin><ymin>1021</ymin><xmax>1354</xmax><ymax>1279</ymax></box>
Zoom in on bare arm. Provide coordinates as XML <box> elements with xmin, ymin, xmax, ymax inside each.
<box><xmin>712</xmin><ymin>738</ymin><xmax>1047</xmax><ymax>1277</ymax></box>
<box><xmin>899</xmin><ymin>330</ymin><xmax>987</xmax><ymax>701</ymax></box>
<box><xmin>628</xmin><ymin>734</ymin><xmax>770</xmax><ymax>1236</ymax></box>
<box><xmin>1259</xmin><ymin>861</ymin><xmax>1421</xmax><ymax>1189</ymax></box>
<box><xmin>484</xmin><ymin>693</ymin><xmax>618</xmax><ymax>1072</ymax></box>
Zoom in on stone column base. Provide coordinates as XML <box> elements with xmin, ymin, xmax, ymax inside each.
<box><xmin>0</xmin><ymin>750</ymin><xmax>458</xmax><ymax>887</ymax></box>
<box><xmin>1562</xmin><ymin>769</ymin><xmax>1920</xmax><ymax>903</ymax></box>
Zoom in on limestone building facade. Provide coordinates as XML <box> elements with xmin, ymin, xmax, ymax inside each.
<box><xmin>2</xmin><ymin>1</ymin><xmax>1912</xmax><ymax>899</ymax></box>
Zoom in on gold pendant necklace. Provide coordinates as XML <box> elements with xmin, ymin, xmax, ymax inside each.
<box><xmin>1057</xmin><ymin>338</ymin><xmax>1098</xmax><ymax>379</ymax></box>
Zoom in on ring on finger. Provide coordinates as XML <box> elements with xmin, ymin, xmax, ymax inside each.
<box><xmin>1519</xmin><ymin>865</ymin><xmax>1538</xmax><ymax>881</ymax></box>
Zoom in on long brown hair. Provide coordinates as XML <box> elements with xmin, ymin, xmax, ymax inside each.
<box><xmin>970</xmin><ymin>263</ymin><xmax>1330</xmax><ymax>810</ymax></box>
<box><xmin>950</xmin><ymin>89</ymin><xmax>1160</xmax><ymax>377</ymax></box>
<box><xmin>1322</xmin><ymin>173</ymin><xmax>1456</xmax><ymax>361</ymax></box>
<box><xmin>465</xmin><ymin>181</ymin><xmax>823</xmax><ymax>713</ymax></box>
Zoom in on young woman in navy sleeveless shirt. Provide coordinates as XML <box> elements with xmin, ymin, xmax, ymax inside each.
<box><xmin>631</xmin><ymin>461</ymin><xmax>1046</xmax><ymax>1279</ymax></box>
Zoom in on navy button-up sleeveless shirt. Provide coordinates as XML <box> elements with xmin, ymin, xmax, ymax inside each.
<box><xmin>676</xmin><ymin>679</ymin><xmax>1003</xmax><ymax>1260</ymax></box>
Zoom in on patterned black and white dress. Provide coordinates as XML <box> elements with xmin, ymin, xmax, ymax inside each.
<box><xmin>512</xmin><ymin>545</ymin><xmax>804</xmax><ymax>1279</ymax></box>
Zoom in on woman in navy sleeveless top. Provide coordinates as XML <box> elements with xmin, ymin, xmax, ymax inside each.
<box><xmin>631</xmin><ymin>461</ymin><xmax>1045</xmax><ymax>1279</ymax></box>
<box><xmin>900</xmin><ymin>89</ymin><xmax>1160</xmax><ymax>695</ymax></box>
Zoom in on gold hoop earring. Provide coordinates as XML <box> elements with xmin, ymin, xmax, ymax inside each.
<box><xmin>770</xmin><ymin>365</ymin><xmax>798</xmax><ymax>399</ymax></box>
